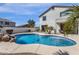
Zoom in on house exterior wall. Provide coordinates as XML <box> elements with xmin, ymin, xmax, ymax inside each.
<box><xmin>39</xmin><ymin>7</ymin><xmax>69</xmax><ymax>33</ymax></box>
<box><xmin>5</xmin><ymin>22</ymin><xmax>15</xmax><ymax>27</ymax></box>
<box><xmin>40</xmin><ymin>9</ymin><xmax>56</xmax><ymax>29</ymax></box>
<box><xmin>0</xmin><ymin>21</ymin><xmax>15</xmax><ymax>27</ymax></box>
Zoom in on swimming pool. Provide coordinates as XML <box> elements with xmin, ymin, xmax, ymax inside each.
<box><xmin>15</xmin><ymin>34</ymin><xmax>76</xmax><ymax>46</ymax></box>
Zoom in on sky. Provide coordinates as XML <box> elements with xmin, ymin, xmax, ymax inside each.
<box><xmin>0</xmin><ymin>3</ymin><xmax>79</xmax><ymax>26</ymax></box>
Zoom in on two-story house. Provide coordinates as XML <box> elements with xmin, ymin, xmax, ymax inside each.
<box><xmin>0</xmin><ymin>18</ymin><xmax>16</xmax><ymax>33</ymax></box>
<box><xmin>0</xmin><ymin>18</ymin><xmax>15</xmax><ymax>27</ymax></box>
<box><xmin>39</xmin><ymin>6</ymin><xmax>79</xmax><ymax>34</ymax></box>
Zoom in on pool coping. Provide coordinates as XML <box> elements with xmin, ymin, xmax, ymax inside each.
<box><xmin>14</xmin><ymin>32</ymin><xmax>77</xmax><ymax>46</ymax></box>
<box><xmin>1</xmin><ymin>32</ymin><xmax>79</xmax><ymax>55</ymax></box>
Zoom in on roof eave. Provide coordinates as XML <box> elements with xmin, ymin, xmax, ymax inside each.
<box><xmin>39</xmin><ymin>5</ymin><xmax>73</xmax><ymax>17</ymax></box>
<box><xmin>39</xmin><ymin>7</ymin><xmax>54</xmax><ymax>17</ymax></box>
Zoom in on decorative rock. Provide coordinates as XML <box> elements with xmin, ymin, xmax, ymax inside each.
<box><xmin>9</xmin><ymin>35</ymin><xmax>16</xmax><ymax>42</ymax></box>
<box><xmin>2</xmin><ymin>34</ymin><xmax>10</xmax><ymax>42</ymax></box>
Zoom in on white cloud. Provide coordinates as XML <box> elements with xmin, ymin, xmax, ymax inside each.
<box><xmin>5</xmin><ymin>3</ymin><xmax>53</xmax><ymax>7</ymax></box>
<box><xmin>0</xmin><ymin>3</ymin><xmax>53</xmax><ymax>15</ymax></box>
<box><xmin>0</xmin><ymin>6</ymin><xmax>13</xmax><ymax>12</ymax></box>
<box><xmin>0</xmin><ymin>4</ymin><xmax>35</xmax><ymax>15</ymax></box>
<box><xmin>0</xmin><ymin>3</ymin><xmax>78</xmax><ymax>16</ymax></box>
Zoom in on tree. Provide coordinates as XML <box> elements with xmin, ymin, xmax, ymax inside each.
<box><xmin>27</xmin><ymin>19</ymin><xmax>35</xmax><ymax>28</ymax></box>
<box><xmin>63</xmin><ymin>5</ymin><xmax>79</xmax><ymax>35</ymax></box>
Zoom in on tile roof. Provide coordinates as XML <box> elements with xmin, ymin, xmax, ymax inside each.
<box><xmin>0</xmin><ymin>18</ymin><xmax>14</xmax><ymax>22</ymax></box>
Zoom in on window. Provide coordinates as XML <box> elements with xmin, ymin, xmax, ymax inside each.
<box><xmin>42</xmin><ymin>16</ymin><xmax>46</xmax><ymax>21</ymax></box>
<box><xmin>5</xmin><ymin>22</ymin><xmax>9</xmax><ymax>25</ymax></box>
<box><xmin>60</xmin><ymin>10</ymin><xmax>71</xmax><ymax>17</ymax></box>
<box><xmin>60</xmin><ymin>12</ymin><xmax>70</xmax><ymax>17</ymax></box>
<box><xmin>0</xmin><ymin>21</ymin><xmax>3</xmax><ymax>25</ymax></box>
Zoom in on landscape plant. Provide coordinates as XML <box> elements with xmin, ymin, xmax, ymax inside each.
<box><xmin>63</xmin><ymin>5</ymin><xmax>79</xmax><ymax>35</ymax></box>
<box><xmin>27</xmin><ymin>19</ymin><xmax>35</xmax><ymax>28</ymax></box>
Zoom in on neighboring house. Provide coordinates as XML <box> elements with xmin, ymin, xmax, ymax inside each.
<box><xmin>0</xmin><ymin>18</ymin><xmax>16</xmax><ymax>33</ymax></box>
<box><xmin>0</xmin><ymin>18</ymin><xmax>15</xmax><ymax>27</ymax></box>
<box><xmin>39</xmin><ymin>6</ymin><xmax>79</xmax><ymax>34</ymax></box>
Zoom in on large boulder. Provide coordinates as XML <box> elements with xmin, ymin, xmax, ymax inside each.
<box><xmin>9</xmin><ymin>35</ymin><xmax>16</xmax><ymax>42</ymax></box>
<box><xmin>0</xmin><ymin>34</ymin><xmax>3</xmax><ymax>41</ymax></box>
<box><xmin>2</xmin><ymin>34</ymin><xmax>10</xmax><ymax>42</ymax></box>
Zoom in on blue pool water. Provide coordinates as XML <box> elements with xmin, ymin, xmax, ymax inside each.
<box><xmin>15</xmin><ymin>34</ymin><xmax>76</xmax><ymax>46</ymax></box>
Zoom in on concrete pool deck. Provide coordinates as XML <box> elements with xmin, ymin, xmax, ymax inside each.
<box><xmin>0</xmin><ymin>32</ymin><xmax>79</xmax><ymax>55</ymax></box>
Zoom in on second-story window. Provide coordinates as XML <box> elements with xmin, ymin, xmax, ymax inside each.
<box><xmin>0</xmin><ymin>21</ymin><xmax>3</xmax><ymax>25</ymax></box>
<box><xmin>60</xmin><ymin>12</ymin><xmax>70</xmax><ymax>17</ymax></box>
<box><xmin>60</xmin><ymin>10</ymin><xmax>71</xmax><ymax>17</ymax></box>
<box><xmin>5</xmin><ymin>22</ymin><xmax>9</xmax><ymax>25</ymax></box>
<box><xmin>42</xmin><ymin>16</ymin><xmax>46</xmax><ymax>21</ymax></box>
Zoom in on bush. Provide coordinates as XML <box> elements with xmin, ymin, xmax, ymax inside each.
<box><xmin>36</xmin><ymin>28</ymin><xmax>41</xmax><ymax>32</ymax></box>
<box><xmin>48</xmin><ymin>26</ymin><xmax>53</xmax><ymax>34</ymax></box>
<box><xmin>28</xmin><ymin>29</ymin><xmax>31</xmax><ymax>32</ymax></box>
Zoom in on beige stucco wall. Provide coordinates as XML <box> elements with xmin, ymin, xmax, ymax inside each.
<box><xmin>0</xmin><ymin>21</ymin><xmax>15</xmax><ymax>27</ymax></box>
<box><xmin>39</xmin><ymin>7</ymin><xmax>70</xmax><ymax>33</ymax></box>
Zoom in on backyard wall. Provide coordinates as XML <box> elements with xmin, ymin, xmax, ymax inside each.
<box><xmin>13</xmin><ymin>28</ymin><xmax>36</xmax><ymax>33</ymax></box>
<box><xmin>0</xmin><ymin>27</ymin><xmax>36</xmax><ymax>34</ymax></box>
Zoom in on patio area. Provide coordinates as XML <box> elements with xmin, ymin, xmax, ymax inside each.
<box><xmin>0</xmin><ymin>33</ymin><xmax>79</xmax><ymax>55</ymax></box>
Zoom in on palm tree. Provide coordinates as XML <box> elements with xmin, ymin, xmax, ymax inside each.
<box><xmin>27</xmin><ymin>19</ymin><xmax>35</xmax><ymax>28</ymax></box>
<box><xmin>63</xmin><ymin>5</ymin><xmax>79</xmax><ymax>35</ymax></box>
